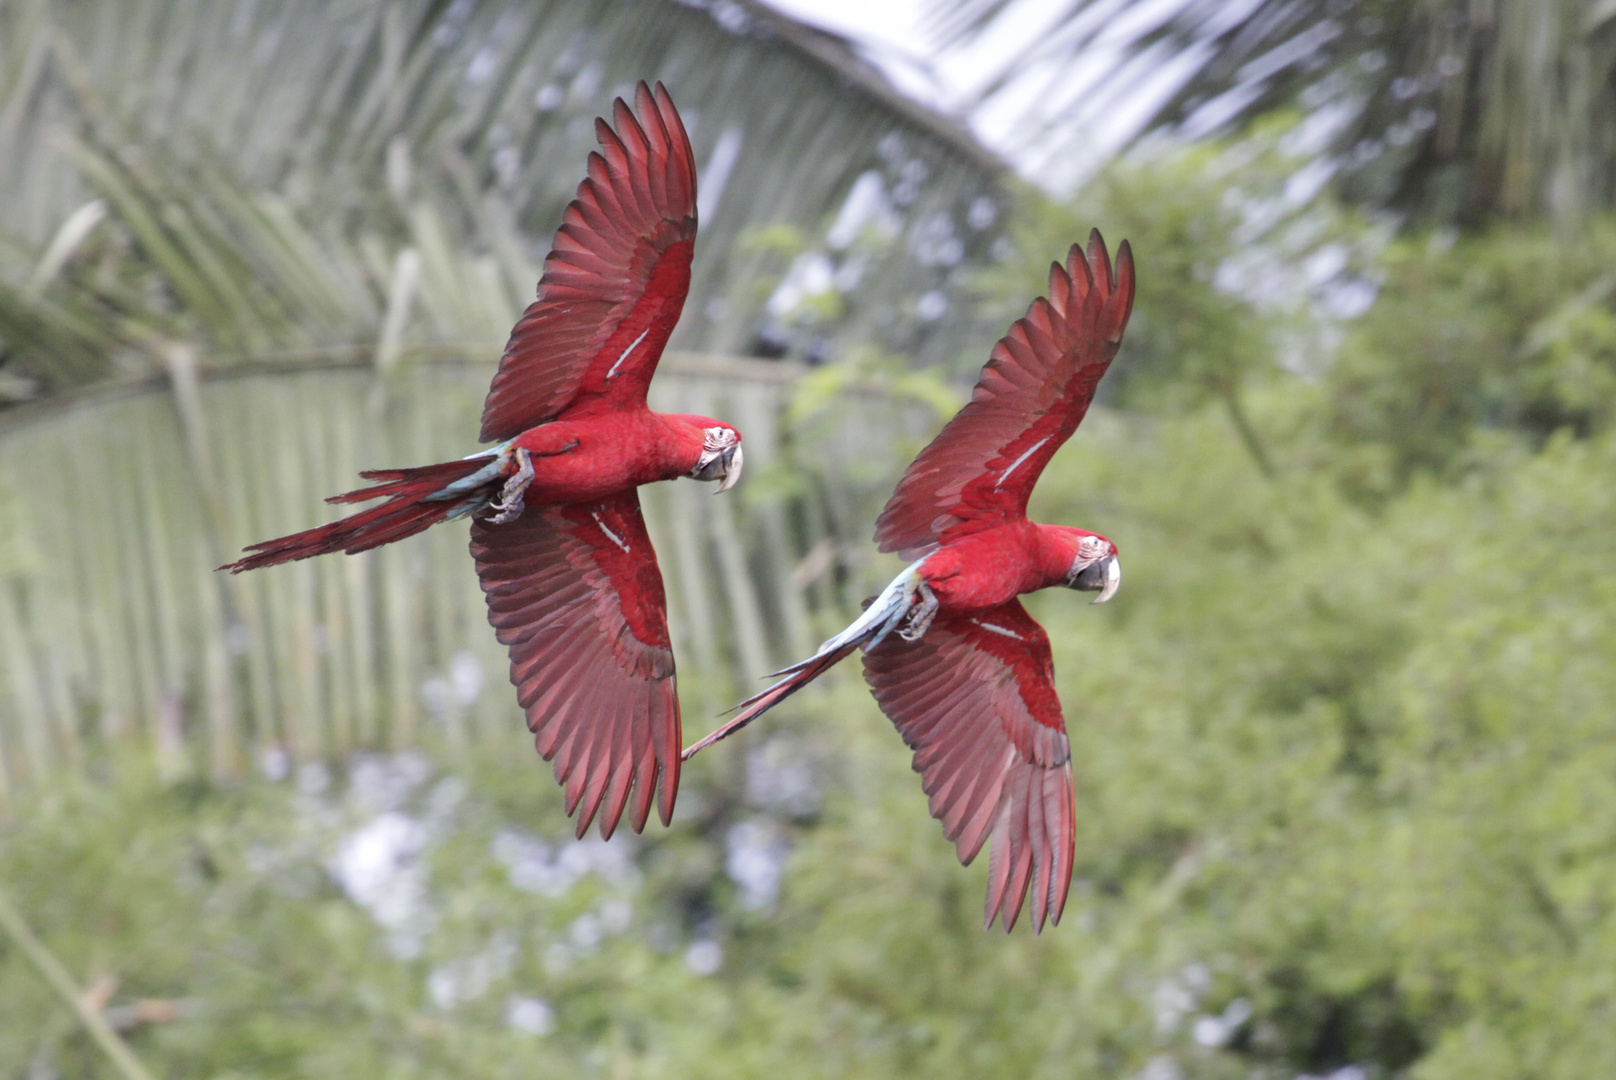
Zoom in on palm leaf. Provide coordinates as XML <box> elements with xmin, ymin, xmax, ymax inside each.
<box><xmin>0</xmin><ymin>0</ymin><xmax>1010</xmax><ymax>401</ymax></box>
<box><xmin>928</xmin><ymin>0</ymin><xmax>1616</xmax><ymax>223</ymax></box>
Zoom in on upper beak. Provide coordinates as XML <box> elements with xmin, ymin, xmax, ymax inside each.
<box><xmin>1092</xmin><ymin>555</ymin><xmax>1120</xmax><ymax>604</ymax></box>
<box><xmin>1071</xmin><ymin>555</ymin><xmax>1120</xmax><ymax>604</ymax></box>
<box><xmin>714</xmin><ymin>444</ymin><xmax>744</xmax><ymax>493</ymax></box>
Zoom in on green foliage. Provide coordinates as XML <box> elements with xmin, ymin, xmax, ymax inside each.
<box><xmin>1323</xmin><ymin>222</ymin><xmax>1616</xmax><ymax>497</ymax></box>
<box><xmin>2</xmin><ymin>11</ymin><xmax>1613</xmax><ymax>1074</ymax></box>
<box><xmin>6</xmin><ymin>410</ymin><xmax>1613</xmax><ymax>1078</ymax></box>
<box><xmin>983</xmin><ymin>155</ymin><xmax>1258</xmax><ymax>412</ymax></box>
<box><xmin>977</xmin><ymin>122</ymin><xmax>1381</xmax><ymax>477</ymax></box>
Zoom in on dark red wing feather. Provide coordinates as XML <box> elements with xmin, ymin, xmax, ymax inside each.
<box><xmin>873</xmin><ymin>231</ymin><xmax>1135</xmax><ymax>558</ymax></box>
<box><xmin>479</xmin><ymin>81</ymin><xmax>698</xmax><ymax>441</ymax></box>
<box><xmin>861</xmin><ymin>600</ymin><xmax>1075</xmax><ymax>933</ymax></box>
<box><xmin>470</xmin><ymin>493</ymin><xmax>681</xmax><ymax>837</ymax></box>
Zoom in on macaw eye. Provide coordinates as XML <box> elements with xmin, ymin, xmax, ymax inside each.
<box><xmin>1078</xmin><ymin>535</ymin><xmax>1107</xmax><ymax>559</ymax></box>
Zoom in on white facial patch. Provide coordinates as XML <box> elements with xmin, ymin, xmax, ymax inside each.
<box><xmin>694</xmin><ymin>426</ymin><xmax>739</xmax><ymax>471</ymax></box>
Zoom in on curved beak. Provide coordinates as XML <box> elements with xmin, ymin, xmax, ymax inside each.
<box><xmin>714</xmin><ymin>444</ymin><xmax>743</xmax><ymax>493</ymax></box>
<box><xmin>1092</xmin><ymin>555</ymin><xmax>1120</xmax><ymax>604</ymax></box>
<box><xmin>1071</xmin><ymin>555</ymin><xmax>1120</xmax><ymax>604</ymax></box>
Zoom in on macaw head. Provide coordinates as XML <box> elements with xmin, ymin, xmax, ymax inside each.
<box><xmin>1051</xmin><ymin>527</ymin><xmax>1120</xmax><ymax>604</ymax></box>
<box><xmin>676</xmin><ymin>418</ymin><xmax>744</xmax><ymax>492</ymax></box>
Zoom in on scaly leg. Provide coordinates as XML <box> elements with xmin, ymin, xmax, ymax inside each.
<box><xmin>488</xmin><ymin>448</ymin><xmax>534</xmax><ymax>524</ymax></box>
<box><xmin>899</xmin><ymin>580</ymin><xmax>938</xmax><ymax>642</ymax></box>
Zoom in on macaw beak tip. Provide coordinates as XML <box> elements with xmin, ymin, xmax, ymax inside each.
<box><xmin>1090</xmin><ymin>556</ymin><xmax>1121</xmax><ymax>604</ymax></box>
<box><xmin>714</xmin><ymin>444</ymin><xmax>743</xmax><ymax>493</ymax></box>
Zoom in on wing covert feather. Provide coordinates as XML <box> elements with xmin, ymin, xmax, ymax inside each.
<box><xmin>873</xmin><ymin>231</ymin><xmax>1135</xmax><ymax>558</ymax></box>
<box><xmin>861</xmin><ymin>600</ymin><xmax>1076</xmax><ymax>932</ymax></box>
<box><xmin>470</xmin><ymin>493</ymin><xmax>680</xmax><ymax>837</ymax></box>
<box><xmin>480</xmin><ymin>82</ymin><xmax>698</xmax><ymax>441</ymax></box>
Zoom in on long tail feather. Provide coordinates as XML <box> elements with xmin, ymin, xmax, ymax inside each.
<box><xmin>681</xmin><ymin>558</ymin><xmax>929</xmax><ymax>760</ymax></box>
<box><xmin>681</xmin><ymin>643</ymin><xmax>858</xmax><ymax>760</ymax></box>
<box><xmin>221</xmin><ymin>457</ymin><xmax>498</xmax><ymax>573</ymax></box>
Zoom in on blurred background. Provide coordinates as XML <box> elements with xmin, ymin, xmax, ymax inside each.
<box><xmin>1</xmin><ymin>0</ymin><xmax>1613</xmax><ymax>1076</ymax></box>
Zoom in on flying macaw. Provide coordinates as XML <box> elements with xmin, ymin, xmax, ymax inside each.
<box><xmin>224</xmin><ymin>83</ymin><xmax>742</xmax><ymax>842</ymax></box>
<box><xmin>683</xmin><ymin>231</ymin><xmax>1134</xmax><ymax>932</ymax></box>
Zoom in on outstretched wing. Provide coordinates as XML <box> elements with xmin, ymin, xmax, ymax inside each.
<box><xmin>873</xmin><ymin>231</ymin><xmax>1135</xmax><ymax>559</ymax></box>
<box><xmin>861</xmin><ymin>600</ymin><xmax>1075</xmax><ymax>933</ymax></box>
<box><xmin>480</xmin><ymin>81</ymin><xmax>698</xmax><ymax>442</ymax></box>
<box><xmin>471</xmin><ymin>493</ymin><xmax>681</xmax><ymax>838</ymax></box>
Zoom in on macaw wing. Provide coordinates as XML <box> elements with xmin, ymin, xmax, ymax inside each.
<box><xmin>471</xmin><ymin>492</ymin><xmax>680</xmax><ymax>838</ymax></box>
<box><xmin>480</xmin><ymin>81</ymin><xmax>698</xmax><ymax>442</ymax></box>
<box><xmin>873</xmin><ymin>231</ymin><xmax>1135</xmax><ymax>559</ymax></box>
<box><xmin>861</xmin><ymin>599</ymin><xmax>1075</xmax><ymax>933</ymax></box>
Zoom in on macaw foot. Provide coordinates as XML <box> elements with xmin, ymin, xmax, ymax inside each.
<box><xmin>488</xmin><ymin>448</ymin><xmax>534</xmax><ymax>524</ymax></box>
<box><xmin>899</xmin><ymin>580</ymin><xmax>938</xmax><ymax>642</ymax></box>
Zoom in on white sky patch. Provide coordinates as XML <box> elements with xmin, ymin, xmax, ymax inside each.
<box><xmin>492</xmin><ymin>830</ymin><xmax>640</xmax><ymax>896</ymax></box>
<box><xmin>763</xmin><ymin>0</ymin><xmax>931</xmax><ymax>67</ymax></box>
<box><xmin>507</xmin><ymin>996</ymin><xmax>556</xmax><ymax>1036</ymax></box>
<box><xmin>766</xmin><ymin>251</ymin><xmax>837</xmax><ymax>316</ymax></box>
<box><xmin>726</xmin><ymin>818</ymin><xmax>790</xmax><ymax>909</ymax></box>
<box><xmin>697</xmin><ymin>125</ymin><xmax>743</xmax><ymax>222</ymax></box>
<box><xmin>826</xmin><ymin>171</ymin><xmax>900</xmax><ymax>249</ymax></box>
<box><xmin>330</xmin><ymin>811</ymin><xmax>434</xmax><ymax>956</ymax></box>
<box><xmin>758</xmin><ymin>0</ymin><xmax>1270</xmax><ymax>195</ymax></box>
<box><xmin>685</xmin><ymin>939</ymin><xmax>723</xmax><ymax>975</ymax></box>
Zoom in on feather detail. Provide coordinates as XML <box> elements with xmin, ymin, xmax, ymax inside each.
<box><xmin>683</xmin><ymin>561</ymin><xmax>927</xmax><ymax>759</ymax></box>
<box><xmin>480</xmin><ymin>81</ymin><xmax>699</xmax><ymax>441</ymax></box>
<box><xmin>873</xmin><ymin>231</ymin><xmax>1135</xmax><ymax>559</ymax></box>
<box><xmin>220</xmin><ymin>457</ymin><xmax>497</xmax><ymax>572</ymax></box>
<box><xmin>471</xmin><ymin>492</ymin><xmax>681</xmax><ymax>837</ymax></box>
<box><xmin>861</xmin><ymin>600</ymin><xmax>1076</xmax><ymax>933</ymax></box>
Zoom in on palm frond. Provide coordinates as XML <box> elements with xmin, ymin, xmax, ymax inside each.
<box><xmin>929</xmin><ymin>0</ymin><xmax>1616</xmax><ymax>223</ymax></box>
<box><xmin>0</xmin><ymin>0</ymin><xmax>1011</xmax><ymax>401</ymax></box>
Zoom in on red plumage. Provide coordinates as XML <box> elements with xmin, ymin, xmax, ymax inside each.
<box><xmin>227</xmin><ymin>460</ymin><xmax>493</xmax><ymax>572</ymax></box>
<box><xmin>686</xmin><ymin>230</ymin><xmax>1135</xmax><ymax>932</ymax></box>
<box><xmin>224</xmin><ymin>82</ymin><xmax>744</xmax><ymax>839</ymax></box>
<box><xmin>875</xmin><ymin>232</ymin><xmax>1134</xmax><ymax>560</ymax></box>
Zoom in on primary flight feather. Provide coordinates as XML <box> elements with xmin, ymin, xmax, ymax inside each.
<box><xmin>224</xmin><ymin>83</ymin><xmax>743</xmax><ymax>841</ymax></box>
<box><xmin>684</xmin><ymin>231</ymin><xmax>1135</xmax><ymax>932</ymax></box>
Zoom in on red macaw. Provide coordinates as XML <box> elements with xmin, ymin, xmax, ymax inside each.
<box><xmin>683</xmin><ymin>232</ymin><xmax>1134</xmax><ymax>932</ymax></box>
<box><xmin>224</xmin><ymin>83</ymin><xmax>742</xmax><ymax>841</ymax></box>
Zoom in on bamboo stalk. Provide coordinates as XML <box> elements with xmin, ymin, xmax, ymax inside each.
<box><xmin>0</xmin><ymin>355</ymin><xmax>923</xmax><ymax>787</ymax></box>
<box><xmin>133</xmin><ymin>407</ymin><xmax>192</xmax><ymax>781</ymax></box>
<box><xmin>194</xmin><ymin>526</ymin><xmax>240</xmax><ymax>780</ymax></box>
<box><xmin>105</xmin><ymin>424</ymin><xmax>165</xmax><ymax>763</ymax></box>
<box><xmin>210</xmin><ymin>378</ymin><xmax>281</xmax><ymax>764</ymax></box>
<box><xmin>0</xmin><ymin>583</ymin><xmax>53</xmax><ymax>784</ymax></box>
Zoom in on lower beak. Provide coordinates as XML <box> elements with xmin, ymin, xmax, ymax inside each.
<box><xmin>715</xmin><ymin>444</ymin><xmax>744</xmax><ymax>493</ymax></box>
<box><xmin>1071</xmin><ymin>555</ymin><xmax>1121</xmax><ymax>603</ymax></box>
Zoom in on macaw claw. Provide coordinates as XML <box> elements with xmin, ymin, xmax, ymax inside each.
<box><xmin>488</xmin><ymin>447</ymin><xmax>534</xmax><ymax>524</ymax></box>
<box><xmin>899</xmin><ymin>580</ymin><xmax>938</xmax><ymax>642</ymax></box>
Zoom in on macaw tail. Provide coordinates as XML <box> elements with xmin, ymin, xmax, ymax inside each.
<box><xmin>221</xmin><ymin>454</ymin><xmax>504</xmax><ymax>573</ymax></box>
<box><xmin>681</xmin><ymin>643</ymin><xmax>861</xmax><ymax>760</ymax></box>
<box><xmin>681</xmin><ymin>558</ymin><xmax>929</xmax><ymax>760</ymax></box>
